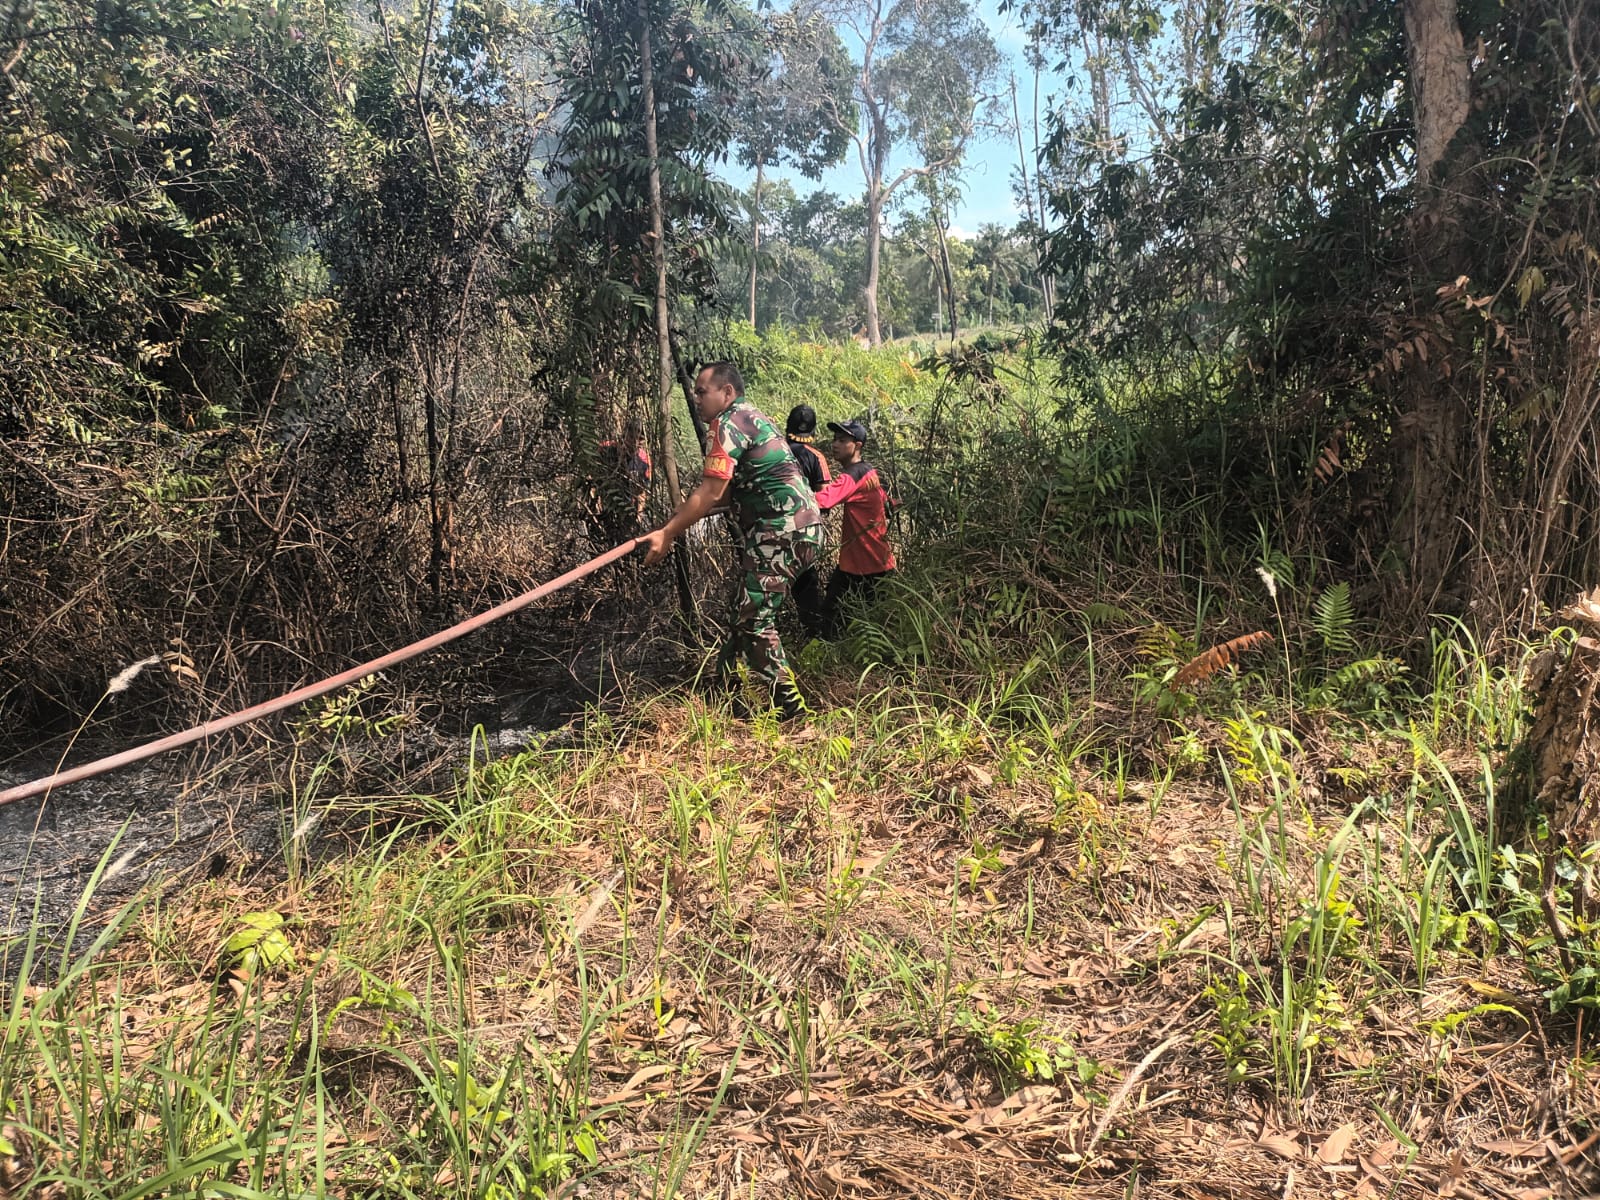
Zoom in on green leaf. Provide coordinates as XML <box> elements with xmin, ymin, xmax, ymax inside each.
<box><xmin>1312</xmin><ymin>583</ymin><xmax>1355</xmax><ymax>655</ymax></box>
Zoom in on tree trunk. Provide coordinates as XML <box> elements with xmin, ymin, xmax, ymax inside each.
<box><xmin>390</xmin><ymin>369</ymin><xmax>410</xmax><ymax>504</ymax></box>
<box><xmin>638</xmin><ymin>0</ymin><xmax>695</xmax><ymax>620</ymax></box>
<box><xmin>1031</xmin><ymin>66</ymin><xmax>1055</xmax><ymax>317</ymax></box>
<box><xmin>1011</xmin><ymin>75</ymin><xmax>1051</xmax><ymax>320</ymax></box>
<box><xmin>1403</xmin><ymin>0</ymin><xmax>1471</xmax><ymax>181</ymax></box>
<box><xmin>932</xmin><ymin>200</ymin><xmax>957</xmax><ymax>343</ymax></box>
<box><xmin>638</xmin><ymin>6</ymin><xmax>684</xmax><ymax>514</ymax></box>
<box><xmin>420</xmin><ymin>341</ymin><xmax>444</xmax><ymax>604</ymax></box>
<box><xmin>747</xmin><ymin>160</ymin><xmax>762</xmax><ymax>328</ymax></box>
<box><xmin>668</xmin><ymin>331</ymin><xmax>709</xmax><ymax>455</ymax></box>
<box><xmin>863</xmin><ymin>187</ymin><xmax>884</xmax><ymax>346</ymax></box>
<box><xmin>1393</xmin><ymin>0</ymin><xmax>1474</xmax><ymax>605</ymax></box>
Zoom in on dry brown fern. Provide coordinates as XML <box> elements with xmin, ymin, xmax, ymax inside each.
<box><xmin>1170</xmin><ymin>631</ymin><xmax>1275</xmax><ymax>690</ymax></box>
<box><xmin>1313</xmin><ymin>438</ymin><xmax>1342</xmax><ymax>483</ymax></box>
<box><xmin>1311</xmin><ymin>420</ymin><xmax>1352</xmax><ymax>485</ymax></box>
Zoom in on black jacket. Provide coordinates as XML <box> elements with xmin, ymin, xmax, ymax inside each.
<box><xmin>788</xmin><ymin>438</ymin><xmax>829</xmax><ymax>493</ymax></box>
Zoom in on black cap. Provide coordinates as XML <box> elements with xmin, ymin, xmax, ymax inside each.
<box><xmin>828</xmin><ymin>419</ymin><xmax>868</xmax><ymax>444</ymax></box>
<box><xmin>786</xmin><ymin>404</ymin><xmax>817</xmax><ymax>436</ymax></box>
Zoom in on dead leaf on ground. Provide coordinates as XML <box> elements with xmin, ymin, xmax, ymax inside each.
<box><xmin>817</xmin><ymin>1163</ymin><xmax>872</xmax><ymax>1195</ymax></box>
<box><xmin>1438</xmin><ymin>1150</ymin><xmax>1471</xmax><ymax>1197</ymax></box>
<box><xmin>1358</xmin><ymin>1154</ymin><xmax>1390</xmax><ymax>1183</ymax></box>
<box><xmin>1259</xmin><ymin>1132</ymin><xmax>1303</xmax><ymax>1161</ymax></box>
<box><xmin>1318</xmin><ymin>1123</ymin><xmax>1358</xmax><ymax>1165</ymax></box>
<box><xmin>591</xmin><ymin>1063</ymin><xmax>674</xmax><ymax>1105</ymax></box>
<box><xmin>1477</xmin><ymin>1138</ymin><xmax>1546</xmax><ymax>1158</ymax></box>
<box><xmin>1367</xmin><ymin>1139</ymin><xmax>1399</xmax><ymax>1168</ymax></box>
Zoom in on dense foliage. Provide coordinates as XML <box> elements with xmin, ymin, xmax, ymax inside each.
<box><xmin>1</xmin><ymin>0</ymin><xmax>561</xmax><ymax>725</ymax></box>
<box><xmin>1016</xmin><ymin>0</ymin><xmax>1600</xmax><ymax>623</ymax></box>
<box><xmin>6</xmin><ymin>4</ymin><xmax>1600</xmax><ymax>1194</ymax></box>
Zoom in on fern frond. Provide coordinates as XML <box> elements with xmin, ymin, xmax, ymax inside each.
<box><xmin>847</xmin><ymin>618</ymin><xmax>898</xmax><ymax>666</ymax></box>
<box><xmin>1171</xmin><ymin>631</ymin><xmax>1274</xmax><ymax>690</ymax></box>
<box><xmin>1313</xmin><ymin>583</ymin><xmax>1356</xmax><ymax>654</ymax></box>
<box><xmin>1137</xmin><ymin>624</ymin><xmax>1189</xmax><ymax>661</ymax></box>
<box><xmin>1330</xmin><ymin>657</ymin><xmax>1403</xmax><ymax>689</ymax></box>
<box><xmin>1081</xmin><ymin>601</ymin><xmax>1130</xmax><ymax>627</ymax></box>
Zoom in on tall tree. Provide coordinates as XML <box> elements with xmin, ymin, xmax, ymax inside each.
<box><xmin>810</xmin><ymin>0</ymin><xmax>1000</xmax><ymax>345</ymax></box>
<box><xmin>1006</xmin><ymin>62</ymin><xmax>1059</xmax><ymax>317</ymax></box>
<box><xmin>915</xmin><ymin>173</ymin><xmax>962</xmax><ymax>341</ymax></box>
<box><xmin>548</xmin><ymin>0</ymin><xmax>754</xmax><ymax>492</ymax></box>
<box><xmin>635</xmin><ymin>0</ymin><xmax>700</xmax><ymax>619</ymax></box>
<box><xmin>1390</xmin><ymin>0</ymin><xmax>1474</xmax><ymax>600</ymax></box>
<box><xmin>731</xmin><ymin>12</ymin><xmax>855</xmax><ymax>326</ymax></box>
<box><xmin>1021</xmin><ymin>0</ymin><xmax>1600</xmax><ymax>620</ymax></box>
<box><xmin>637</xmin><ymin>0</ymin><xmax>685</xmax><ymax>515</ymax></box>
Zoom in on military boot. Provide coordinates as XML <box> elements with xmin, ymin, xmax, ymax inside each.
<box><xmin>773</xmin><ymin>677</ymin><xmax>808</xmax><ymax>724</ymax></box>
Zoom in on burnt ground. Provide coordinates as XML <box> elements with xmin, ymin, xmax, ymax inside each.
<box><xmin>0</xmin><ymin>564</ymin><xmax>721</xmax><ymax>968</ymax></box>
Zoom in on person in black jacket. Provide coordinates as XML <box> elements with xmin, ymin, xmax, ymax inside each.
<box><xmin>786</xmin><ymin>404</ymin><xmax>832</xmax><ymax>631</ymax></box>
<box><xmin>785</xmin><ymin>404</ymin><xmax>832</xmax><ymax>494</ymax></box>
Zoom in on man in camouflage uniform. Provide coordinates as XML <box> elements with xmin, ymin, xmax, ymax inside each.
<box><xmin>641</xmin><ymin>361</ymin><xmax>822</xmax><ymax>720</ymax></box>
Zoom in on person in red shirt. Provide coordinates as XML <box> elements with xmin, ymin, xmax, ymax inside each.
<box><xmin>592</xmin><ymin>422</ymin><xmax>652</xmax><ymax>534</ymax></box>
<box><xmin>808</xmin><ymin>419</ymin><xmax>897</xmax><ymax>638</ymax></box>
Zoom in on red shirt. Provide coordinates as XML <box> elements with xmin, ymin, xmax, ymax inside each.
<box><xmin>814</xmin><ymin>461</ymin><xmax>896</xmax><ymax>575</ymax></box>
<box><xmin>599</xmin><ymin>441</ymin><xmax>652</xmax><ymax>486</ymax></box>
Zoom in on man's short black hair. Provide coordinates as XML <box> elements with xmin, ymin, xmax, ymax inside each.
<box><xmin>700</xmin><ymin>361</ymin><xmax>745</xmax><ymax>397</ymax></box>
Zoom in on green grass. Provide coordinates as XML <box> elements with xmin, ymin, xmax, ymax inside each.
<box><xmin>3</xmin><ymin>336</ymin><xmax>1594</xmax><ymax>1196</ymax></box>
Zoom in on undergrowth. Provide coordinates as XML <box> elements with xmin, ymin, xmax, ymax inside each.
<box><xmin>3</xmin><ymin>527</ymin><xmax>1595</xmax><ymax>1198</ymax></box>
<box><xmin>3</xmin><ymin>338</ymin><xmax>1598</xmax><ymax>1197</ymax></box>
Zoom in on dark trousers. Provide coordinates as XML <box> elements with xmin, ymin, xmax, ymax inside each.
<box><xmin>795</xmin><ymin>567</ymin><xmax>893</xmax><ymax>640</ymax></box>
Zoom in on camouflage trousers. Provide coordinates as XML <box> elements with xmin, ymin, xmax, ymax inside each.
<box><xmin>718</xmin><ymin>527</ymin><xmax>821</xmax><ymax>693</ymax></box>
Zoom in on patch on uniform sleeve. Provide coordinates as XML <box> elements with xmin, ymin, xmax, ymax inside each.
<box><xmin>703</xmin><ymin>445</ymin><xmax>734</xmax><ymax>480</ymax></box>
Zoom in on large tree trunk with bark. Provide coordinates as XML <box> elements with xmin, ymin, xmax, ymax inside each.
<box><xmin>863</xmin><ymin>187</ymin><xmax>884</xmax><ymax>346</ymax></box>
<box><xmin>1392</xmin><ymin>0</ymin><xmax>1475</xmax><ymax>608</ymax></box>
<box><xmin>1403</xmin><ymin>0</ymin><xmax>1471</xmax><ymax>179</ymax></box>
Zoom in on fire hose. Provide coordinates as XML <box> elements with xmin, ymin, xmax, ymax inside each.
<box><xmin>0</xmin><ymin>538</ymin><xmax>642</xmax><ymax>810</ymax></box>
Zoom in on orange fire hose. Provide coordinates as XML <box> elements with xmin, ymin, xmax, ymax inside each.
<box><xmin>0</xmin><ymin>538</ymin><xmax>641</xmax><ymax>810</ymax></box>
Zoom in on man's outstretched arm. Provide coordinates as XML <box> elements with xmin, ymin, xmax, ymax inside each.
<box><xmin>812</xmin><ymin>468</ymin><xmax>863</xmax><ymax>512</ymax></box>
<box><xmin>640</xmin><ymin>474</ymin><xmax>731</xmax><ymax>565</ymax></box>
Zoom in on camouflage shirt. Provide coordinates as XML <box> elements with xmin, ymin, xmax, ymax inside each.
<box><xmin>703</xmin><ymin>401</ymin><xmax>823</xmax><ymax>537</ymax></box>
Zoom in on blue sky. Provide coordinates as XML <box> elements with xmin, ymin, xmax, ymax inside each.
<box><xmin>719</xmin><ymin>0</ymin><xmax>1074</xmax><ymax>238</ymax></box>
